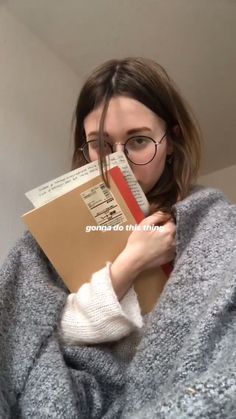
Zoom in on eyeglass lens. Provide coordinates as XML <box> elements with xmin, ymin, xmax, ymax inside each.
<box><xmin>83</xmin><ymin>136</ymin><xmax>158</xmax><ymax>165</ymax></box>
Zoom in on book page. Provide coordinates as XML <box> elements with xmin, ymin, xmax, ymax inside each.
<box><xmin>25</xmin><ymin>152</ymin><xmax>149</xmax><ymax>215</ymax></box>
<box><xmin>110</xmin><ymin>153</ymin><xmax>149</xmax><ymax>214</ymax></box>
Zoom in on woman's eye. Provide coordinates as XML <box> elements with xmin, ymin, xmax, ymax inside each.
<box><xmin>89</xmin><ymin>140</ymin><xmax>99</xmax><ymax>149</ymax></box>
<box><xmin>128</xmin><ymin>137</ymin><xmax>149</xmax><ymax>148</ymax></box>
<box><xmin>88</xmin><ymin>140</ymin><xmax>112</xmax><ymax>154</ymax></box>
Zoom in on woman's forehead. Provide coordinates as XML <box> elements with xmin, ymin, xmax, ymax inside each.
<box><xmin>84</xmin><ymin>96</ymin><xmax>165</xmax><ymax>135</ymax></box>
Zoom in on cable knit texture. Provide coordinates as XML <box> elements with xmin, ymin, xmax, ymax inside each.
<box><xmin>0</xmin><ymin>186</ymin><xmax>236</xmax><ymax>418</ymax></box>
<box><xmin>60</xmin><ymin>262</ymin><xmax>143</xmax><ymax>344</ymax></box>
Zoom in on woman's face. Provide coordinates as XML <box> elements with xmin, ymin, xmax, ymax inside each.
<box><xmin>84</xmin><ymin>96</ymin><xmax>173</xmax><ymax>194</ymax></box>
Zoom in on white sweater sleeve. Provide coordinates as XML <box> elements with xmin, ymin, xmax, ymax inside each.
<box><xmin>59</xmin><ymin>262</ymin><xmax>143</xmax><ymax>345</ymax></box>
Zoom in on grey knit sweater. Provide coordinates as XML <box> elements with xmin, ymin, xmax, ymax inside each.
<box><xmin>0</xmin><ymin>186</ymin><xmax>236</xmax><ymax>418</ymax></box>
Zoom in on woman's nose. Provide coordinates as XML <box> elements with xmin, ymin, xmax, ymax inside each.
<box><xmin>113</xmin><ymin>143</ymin><xmax>125</xmax><ymax>153</ymax></box>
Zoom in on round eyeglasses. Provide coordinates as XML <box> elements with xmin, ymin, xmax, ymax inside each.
<box><xmin>79</xmin><ymin>132</ymin><xmax>167</xmax><ymax>165</ymax></box>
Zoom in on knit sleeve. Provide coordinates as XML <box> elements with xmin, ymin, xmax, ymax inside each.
<box><xmin>59</xmin><ymin>262</ymin><xmax>143</xmax><ymax>345</ymax></box>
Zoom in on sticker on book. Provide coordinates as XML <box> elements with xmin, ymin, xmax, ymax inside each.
<box><xmin>81</xmin><ymin>182</ymin><xmax>127</xmax><ymax>226</ymax></box>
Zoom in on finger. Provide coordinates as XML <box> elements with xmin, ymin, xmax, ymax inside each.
<box><xmin>157</xmin><ymin>218</ymin><xmax>176</xmax><ymax>233</ymax></box>
<box><xmin>141</xmin><ymin>212</ymin><xmax>172</xmax><ymax>226</ymax></box>
<box><xmin>153</xmin><ymin>212</ymin><xmax>174</xmax><ymax>226</ymax></box>
<box><xmin>153</xmin><ymin>211</ymin><xmax>173</xmax><ymax>222</ymax></box>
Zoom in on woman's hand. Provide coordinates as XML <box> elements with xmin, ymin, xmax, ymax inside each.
<box><xmin>110</xmin><ymin>212</ymin><xmax>176</xmax><ymax>300</ymax></box>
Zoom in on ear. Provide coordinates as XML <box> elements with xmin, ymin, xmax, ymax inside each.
<box><xmin>166</xmin><ymin>124</ymin><xmax>180</xmax><ymax>155</ymax></box>
<box><xmin>172</xmin><ymin>124</ymin><xmax>181</xmax><ymax>137</ymax></box>
<box><xmin>166</xmin><ymin>136</ymin><xmax>174</xmax><ymax>155</ymax></box>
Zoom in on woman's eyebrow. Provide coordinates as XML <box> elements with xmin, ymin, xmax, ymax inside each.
<box><xmin>87</xmin><ymin>127</ymin><xmax>152</xmax><ymax>137</ymax></box>
<box><xmin>126</xmin><ymin>127</ymin><xmax>152</xmax><ymax>135</ymax></box>
<box><xmin>87</xmin><ymin>131</ymin><xmax>109</xmax><ymax>137</ymax></box>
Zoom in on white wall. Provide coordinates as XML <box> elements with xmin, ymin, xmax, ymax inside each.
<box><xmin>0</xmin><ymin>6</ymin><xmax>80</xmax><ymax>263</ymax></box>
<box><xmin>199</xmin><ymin>165</ymin><xmax>236</xmax><ymax>203</ymax></box>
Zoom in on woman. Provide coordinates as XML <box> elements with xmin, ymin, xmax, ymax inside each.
<box><xmin>1</xmin><ymin>57</ymin><xmax>236</xmax><ymax>418</ymax></box>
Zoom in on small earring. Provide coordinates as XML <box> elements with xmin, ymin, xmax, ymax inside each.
<box><xmin>167</xmin><ymin>154</ymin><xmax>174</xmax><ymax>165</ymax></box>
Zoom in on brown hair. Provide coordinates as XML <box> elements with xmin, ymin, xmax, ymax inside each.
<box><xmin>72</xmin><ymin>57</ymin><xmax>202</xmax><ymax>213</ymax></box>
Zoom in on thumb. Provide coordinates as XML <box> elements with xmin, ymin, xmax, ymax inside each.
<box><xmin>152</xmin><ymin>211</ymin><xmax>173</xmax><ymax>226</ymax></box>
<box><xmin>140</xmin><ymin>211</ymin><xmax>172</xmax><ymax>227</ymax></box>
